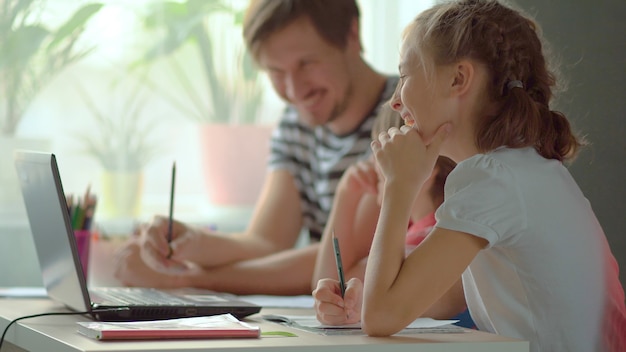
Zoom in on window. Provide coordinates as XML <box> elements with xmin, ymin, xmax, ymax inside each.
<box><xmin>0</xmin><ymin>0</ymin><xmax>434</xmax><ymax>234</ymax></box>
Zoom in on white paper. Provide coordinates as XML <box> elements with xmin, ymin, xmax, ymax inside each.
<box><xmin>238</xmin><ymin>295</ymin><xmax>314</xmax><ymax>308</ymax></box>
<box><xmin>265</xmin><ymin>314</ymin><xmax>459</xmax><ymax>329</ymax></box>
<box><xmin>0</xmin><ymin>287</ymin><xmax>47</xmax><ymax>298</ymax></box>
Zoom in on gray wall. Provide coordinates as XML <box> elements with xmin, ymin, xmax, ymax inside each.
<box><xmin>518</xmin><ymin>0</ymin><xmax>625</xmax><ymax>289</ymax></box>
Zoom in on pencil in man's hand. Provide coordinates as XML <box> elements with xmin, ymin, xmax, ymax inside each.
<box><xmin>167</xmin><ymin>162</ymin><xmax>176</xmax><ymax>259</ymax></box>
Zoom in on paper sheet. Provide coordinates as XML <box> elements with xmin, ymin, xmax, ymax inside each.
<box><xmin>238</xmin><ymin>295</ymin><xmax>314</xmax><ymax>308</ymax></box>
<box><xmin>0</xmin><ymin>287</ymin><xmax>47</xmax><ymax>298</ymax></box>
<box><xmin>263</xmin><ymin>314</ymin><xmax>465</xmax><ymax>335</ymax></box>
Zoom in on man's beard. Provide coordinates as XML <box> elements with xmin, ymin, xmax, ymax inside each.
<box><xmin>300</xmin><ymin>83</ymin><xmax>353</xmax><ymax>128</ymax></box>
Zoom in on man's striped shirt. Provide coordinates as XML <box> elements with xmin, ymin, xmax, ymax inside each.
<box><xmin>268</xmin><ymin>76</ymin><xmax>399</xmax><ymax>241</ymax></box>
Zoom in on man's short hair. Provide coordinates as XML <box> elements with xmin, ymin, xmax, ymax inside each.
<box><xmin>243</xmin><ymin>0</ymin><xmax>360</xmax><ymax>62</ymax></box>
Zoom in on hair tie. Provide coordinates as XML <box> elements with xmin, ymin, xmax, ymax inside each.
<box><xmin>507</xmin><ymin>80</ymin><xmax>524</xmax><ymax>90</ymax></box>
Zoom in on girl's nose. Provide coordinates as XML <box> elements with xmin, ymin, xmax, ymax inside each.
<box><xmin>389</xmin><ymin>81</ymin><xmax>402</xmax><ymax>111</ymax></box>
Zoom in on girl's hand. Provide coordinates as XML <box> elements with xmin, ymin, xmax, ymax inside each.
<box><xmin>313</xmin><ymin>278</ymin><xmax>363</xmax><ymax>325</ymax></box>
<box><xmin>371</xmin><ymin>123</ymin><xmax>451</xmax><ymax>195</ymax></box>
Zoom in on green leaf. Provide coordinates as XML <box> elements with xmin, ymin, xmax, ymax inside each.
<box><xmin>144</xmin><ymin>2</ymin><xmax>188</xmax><ymax>29</ymax></box>
<box><xmin>143</xmin><ymin>33</ymin><xmax>189</xmax><ymax>61</ymax></box>
<box><xmin>0</xmin><ymin>25</ymin><xmax>49</xmax><ymax>69</ymax></box>
<box><xmin>47</xmin><ymin>3</ymin><xmax>103</xmax><ymax>50</ymax></box>
<box><xmin>142</xmin><ymin>2</ymin><xmax>199</xmax><ymax>61</ymax></box>
<box><xmin>187</xmin><ymin>0</ymin><xmax>232</xmax><ymax>16</ymax></box>
<box><xmin>134</xmin><ymin>0</ymin><xmax>263</xmax><ymax>124</ymax></box>
<box><xmin>241</xmin><ymin>49</ymin><xmax>258</xmax><ymax>82</ymax></box>
<box><xmin>0</xmin><ymin>0</ymin><xmax>37</xmax><ymax>33</ymax></box>
<box><xmin>233</xmin><ymin>8</ymin><xmax>245</xmax><ymax>26</ymax></box>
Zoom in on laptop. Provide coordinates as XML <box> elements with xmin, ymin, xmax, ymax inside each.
<box><xmin>14</xmin><ymin>150</ymin><xmax>261</xmax><ymax>322</ymax></box>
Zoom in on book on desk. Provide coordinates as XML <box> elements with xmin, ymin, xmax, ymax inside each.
<box><xmin>76</xmin><ymin>313</ymin><xmax>260</xmax><ymax>340</ymax></box>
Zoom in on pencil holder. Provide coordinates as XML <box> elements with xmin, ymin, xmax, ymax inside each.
<box><xmin>74</xmin><ymin>229</ymin><xmax>92</xmax><ymax>280</ymax></box>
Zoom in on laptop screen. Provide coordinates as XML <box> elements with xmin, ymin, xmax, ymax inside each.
<box><xmin>14</xmin><ymin>151</ymin><xmax>92</xmax><ymax>314</ymax></box>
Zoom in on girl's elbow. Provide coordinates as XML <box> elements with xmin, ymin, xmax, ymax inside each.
<box><xmin>361</xmin><ymin>318</ymin><xmax>403</xmax><ymax>336</ymax></box>
<box><xmin>361</xmin><ymin>321</ymin><xmax>394</xmax><ymax>337</ymax></box>
<box><xmin>361</xmin><ymin>305</ymin><xmax>402</xmax><ymax>337</ymax></box>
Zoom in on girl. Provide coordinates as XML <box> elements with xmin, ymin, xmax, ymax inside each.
<box><xmin>315</xmin><ymin>0</ymin><xmax>626</xmax><ymax>351</ymax></box>
<box><xmin>312</xmin><ymin>107</ymin><xmax>465</xmax><ymax>326</ymax></box>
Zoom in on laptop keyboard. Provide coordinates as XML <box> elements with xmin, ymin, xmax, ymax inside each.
<box><xmin>91</xmin><ymin>288</ymin><xmax>195</xmax><ymax>306</ymax></box>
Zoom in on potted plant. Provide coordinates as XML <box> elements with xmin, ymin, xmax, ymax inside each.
<box><xmin>74</xmin><ymin>78</ymin><xmax>161</xmax><ymax>219</ymax></box>
<box><xmin>0</xmin><ymin>0</ymin><xmax>102</xmax><ymax>206</ymax></box>
<box><xmin>134</xmin><ymin>0</ymin><xmax>272</xmax><ymax>206</ymax></box>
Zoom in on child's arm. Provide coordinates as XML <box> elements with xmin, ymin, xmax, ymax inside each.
<box><xmin>422</xmin><ymin>277</ymin><xmax>467</xmax><ymax>319</ymax></box>
<box><xmin>363</xmin><ymin>122</ymin><xmax>469</xmax><ymax>334</ymax></box>
<box><xmin>362</xmin><ymin>222</ymin><xmax>485</xmax><ymax>336</ymax></box>
<box><xmin>311</xmin><ymin>161</ymin><xmax>380</xmax><ymax>289</ymax></box>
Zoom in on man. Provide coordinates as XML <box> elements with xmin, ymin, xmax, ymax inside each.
<box><xmin>114</xmin><ymin>0</ymin><xmax>398</xmax><ymax>295</ymax></box>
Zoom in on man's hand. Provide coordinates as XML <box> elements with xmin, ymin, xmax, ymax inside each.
<box><xmin>113</xmin><ymin>237</ymin><xmax>200</xmax><ymax>287</ymax></box>
<box><xmin>136</xmin><ymin>215</ymin><xmax>208</xmax><ymax>272</ymax></box>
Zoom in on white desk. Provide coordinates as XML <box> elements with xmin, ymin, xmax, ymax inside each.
<box><xmin>0</xmin><ymin>299</ymin><xmax>528</xmax><ymax>352</ymax></box>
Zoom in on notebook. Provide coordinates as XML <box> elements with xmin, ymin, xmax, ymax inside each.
<box><xmin>14</xmin><ymin>150</ymin><xmax>261</xmax><ymax>322</ymax></box>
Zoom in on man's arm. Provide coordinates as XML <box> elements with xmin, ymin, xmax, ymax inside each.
<box><xmin>116</xmin><ymin>169</ymin><xmax>307</xmax><ymax>287</ymax></box>
<box><xmin>231</xmin><ymin>168</ymin><xmax>306</xmax><ymax>254</ymax></box>
<box><xmin>145</xmin><ymin>169</ymin><xmax>306</xmax><ymax>268</ymax></box>
<box><xmin>115</xmin><ymin>239</ymin><xmax>320</xmax><ymax>295</ymax></box>
<box><xmin>189</xmin><ymin>243</ymin><xmax>321</xmax><ymax>295</ymax></box>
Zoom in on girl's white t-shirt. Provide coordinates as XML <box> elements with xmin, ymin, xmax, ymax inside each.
<box><xmin>436</xmin><ymin>147</ymin><xmax>626</xmax><ymax>352</ymax></box>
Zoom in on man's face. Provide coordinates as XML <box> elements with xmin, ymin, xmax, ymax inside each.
<box><xmin>257</xmin><ymin>17</ymin><xmax>358</xmax><ymax>127</ymax></box>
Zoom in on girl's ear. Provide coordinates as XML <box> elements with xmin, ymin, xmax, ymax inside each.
<box><xmin>450</xmin><ymin>60</ymin><xmax>475</xmax><ymax>97</ymax></box>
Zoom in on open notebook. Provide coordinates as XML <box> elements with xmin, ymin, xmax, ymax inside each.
<box><xmin>14</xmin><ymin>151</ymin><xmax>261</xmax><ymax>322</ymax></box>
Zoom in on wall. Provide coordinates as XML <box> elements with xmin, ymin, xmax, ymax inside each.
<box><xmin>518</xmin><ymin>0</ymin><xmax>625</xmax><ymax>289</ymax></box>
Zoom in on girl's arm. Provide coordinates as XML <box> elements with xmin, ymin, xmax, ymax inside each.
<box><xmin>423</xmin><ymin>277</ymin><xmax>467</xmax><ymax>319</ymax></box>
<box><xmin>362</xmin><ymin>196</ymin><xmax>486</xmax><ymax>336</ymax></box>
<box><xmin>311</xmin><ymin>161</ymin><xmax>380</xmax><ymax>326</ymax></box>
<box><xmin>363</xmin><ymin>122</ymin><xmax>472</xmax><ymax>335</ymax></box>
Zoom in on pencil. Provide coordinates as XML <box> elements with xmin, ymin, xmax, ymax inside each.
<box><xmin>332</xmin><ymin>230</ymin><xmax>346</xmax><ymax>298</ymax></box>
<box><xmin>166</xmin><ymin>162</ymin><xmax>176</xmax><ymax>259</ymax></box>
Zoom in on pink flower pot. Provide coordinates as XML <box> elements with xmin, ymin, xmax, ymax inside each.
<box><xmin>199</xmin><ymin>124</ymin><xmax>274</xmax><ymax>206</ymax></box>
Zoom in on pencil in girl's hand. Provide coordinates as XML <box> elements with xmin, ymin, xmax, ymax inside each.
<box><xmin>332</xmin><ymin>230</ymin><xmax>346</xmax><ymax>298</ymax></box>
<box><xmin>166</xmin><ymin>162</ymin><xmax>176</xmax><ymax>259</ymax></box>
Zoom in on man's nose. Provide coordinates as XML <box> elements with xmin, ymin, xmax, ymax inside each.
<box><xmin>285</xmin><ymin>71</ymin><xmax>308</xmax><ymax>101</ymax></box>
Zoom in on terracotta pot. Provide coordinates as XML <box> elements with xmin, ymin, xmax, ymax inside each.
<box><xmin>199</xmin><ymin>124</ymin><xmax>273</xmax><ymax>206</ymax></box>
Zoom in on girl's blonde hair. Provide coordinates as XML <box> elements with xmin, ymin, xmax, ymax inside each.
<box><xmin>402</xmin><ymin>0</ymin><xmax>584</xmax><ymax>162</ymax></box>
